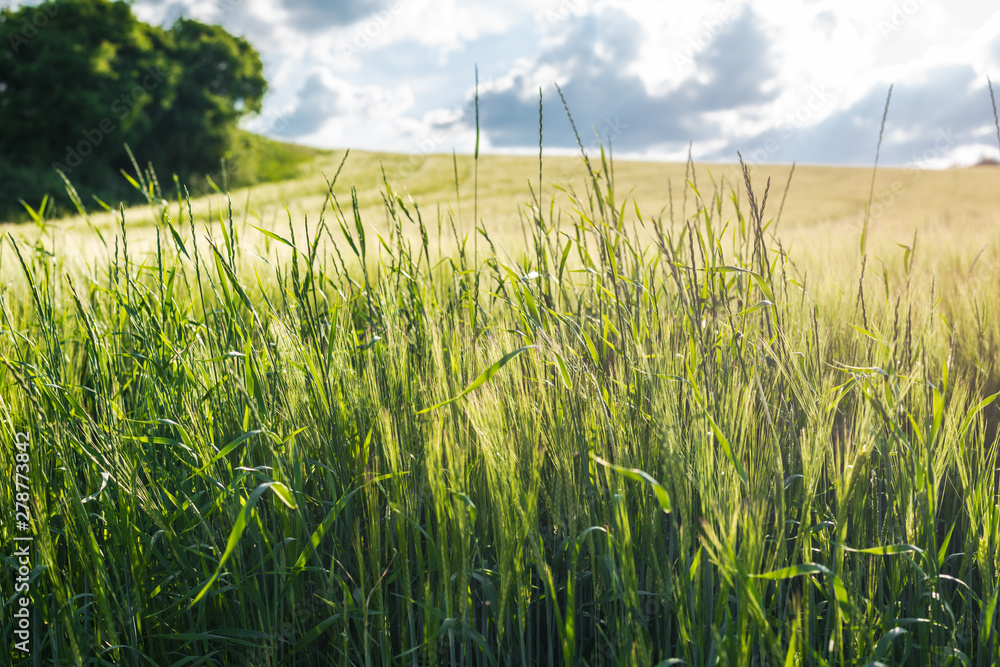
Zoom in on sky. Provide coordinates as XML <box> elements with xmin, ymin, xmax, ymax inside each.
<box><xmin>8</xmin><ymin>0</ymin><xmax>1000</xmax><ymax>167</ymax></box>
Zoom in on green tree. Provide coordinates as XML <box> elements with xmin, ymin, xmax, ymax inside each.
<box><xmin>0</xmin><ymin>0</ymin><xmax>266</xmax><ymax>220</ymax></box>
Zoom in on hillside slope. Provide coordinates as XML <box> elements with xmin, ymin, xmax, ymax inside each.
<box><xmin>5</xmin><ymin>146</ymin><xmax>1000</xmax><ymax>277</ymax></box>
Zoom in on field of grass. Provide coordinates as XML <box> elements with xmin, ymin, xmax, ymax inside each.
<box><xmin>13</xmin><ymin>144</ymin><xmax>1000</xmax><ymax>269</ymax></box>
<box><xmin>1</xmin><ymin>136</ymin><xmax>1000</xmax><ymax>665</ymax></box>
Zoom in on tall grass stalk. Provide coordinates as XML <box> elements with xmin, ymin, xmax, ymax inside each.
<box><xmin>1</xmin><ymin>120</ymin><xmax>999</xmax><ymax>666</ymax></box>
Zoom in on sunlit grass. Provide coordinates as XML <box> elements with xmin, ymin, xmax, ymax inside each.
<box><xmin>1</xmin><ymin>135</ymin><xmax>999</xmax><ymax>665</ymax></box>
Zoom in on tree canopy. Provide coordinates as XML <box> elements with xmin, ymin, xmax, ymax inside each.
<box><xmin>0</xmin><ymin>0</ymin><xmax>267</xmax><ymax>220</ymax></box>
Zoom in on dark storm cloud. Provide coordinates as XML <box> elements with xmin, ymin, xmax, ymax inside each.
<box><xmin>727</xmin><ymin>65</ymin><xmax>992</xmax><ymax>166</ymax></box>
<box><xmin>468</xmin><ymin>6</ymin><xmax>777</xmax><ymax>153</ymax></box>
<box><xmin>276</xmin><ymin>0</ymin><xmax>391</xmax><ymax>32</ymax></box>
<box><xmin>680</xmin><ymin>6</ymin><xmax>777</xmax><ymax>111</ymax></box>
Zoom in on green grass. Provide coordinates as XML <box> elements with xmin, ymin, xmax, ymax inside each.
<box><xmin>16</xmin><ymin>133</ymin><xmax>1000</xmax><ymax>264</ymax></box>
<box><xmin>219</xmin><ymin>131</ymin><xmax>331</xmax><ymax>190</ymax></box>
<box><xmin>0</xmin><ymin>130</ymin><xmax>328</xmax><ymax>225</ymax></box>
<box><xmin>1</xmin><ymin>135</ymin><xmax>999</xmax><ymax>666</ymax></box>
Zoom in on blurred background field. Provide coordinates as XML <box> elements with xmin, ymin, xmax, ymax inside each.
<box><xmin>8</xmin><ymin>149</ymin><xmax>1000</xmax><ymax>274</ymax></box>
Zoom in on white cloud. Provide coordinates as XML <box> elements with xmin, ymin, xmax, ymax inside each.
<box><xmin>6</xmin><ymin>0</ymin><xmax>1000</xmax><ymax>165</ymax></box>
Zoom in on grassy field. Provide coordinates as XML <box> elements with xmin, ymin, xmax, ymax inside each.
<box><xmin>12</xmin><ymin>146</ymin><xmax>1000</xmax><ymax>270</ymax></box>
<box><xmin>1</xmin><ymin>140</ymin><xmax>1000</xmax><ymax>665</ymax></box>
